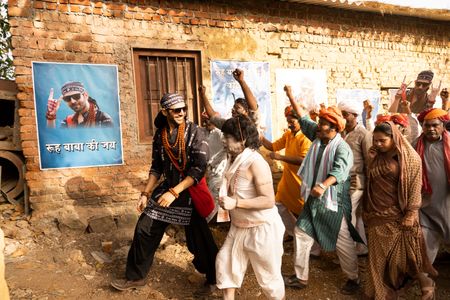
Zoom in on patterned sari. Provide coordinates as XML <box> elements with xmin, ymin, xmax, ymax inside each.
<box><xmin>363</xmin><ymin>122</ymin><xmax>437</xmax><ymax>299</ymax></box>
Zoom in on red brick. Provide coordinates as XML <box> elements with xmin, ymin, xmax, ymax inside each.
<box><xmin>93</xmin><ymin>8</ymin><xmax>103</xmax><ymax>15</ymax></box>
<box><xmin>82</xmin><ymin>7</ymin><xmax>92</xmax><ymax>14</ymax></box>
<box><xmin>113</xmin><ymin>10</ymin><xmax>123</xmax><ymax>18</ymax></box>
<box><xmin>107</xmin><ymin>3</ymin><xmax>126</xmax><ymax>11</ymax></box>
<box><xmin>70</xmin><ymin>5</ymin><xmax>81</xmax><ymax>13</ymax></box>
<box><xmin>127</xmin><ymin>5</ymin><xmax>137</xmax><ymax>12</ymax></box>
<box><xmin>70</xmin><ymin>0</ymin><xmax>91</xmax><ymax>5</ymax></box>
<box><xmin>195</xmin><ymin>11</ymin><xmax>209</xmax><ymax>19</ymax></box>
<box><xmin>46</xmin><ymin>3</ymin><xmax>57</xmax><ymax>10</ymax></box>
<box><xmin>59</xmin><ymin>4</ymin><xmax>69</xmax><ymax>13</ymax></box>
<box><xmin>216</xmin><ymin>21</ymin><xmax>226</xmax><ymax>28</ymax></box>
<box><xmin>16</xmin><ymin>92</ymin><xmax>29</xmax><ymax>101</ymax></box>
<box><xmin>166</xmin><ymin>9</ymin><xmax>174</xmax><ymax>16</ymax></box>
<box><xmin>221</xmin><ymin>14</ymin><xmax>237</xmax><ymax>21</ymax></box>
<box><xmin>232</xmin><ymin>21</ymin><xmax>243</xmax><ymax>28</ymax></box>
<box><xmin>73</xmin><ymin>34</ymin><xmax>92</xmax><ymax>42</ymax></box>
<box><xmin>43</xmin><ymin>51</ymin><xmax>66</xmax><ymax>60</ymax></box>
<box><xmin>8</xmin><ymin>7</ymin><xmax>31</xmax><ymax>17</ymax></box>
<box><xmin>57</xmin><ymin>32</ymin><xmax>72</xmax><ymax>40</ymax></box>
<box><xmin>156</xmin><ymin>8</ymin><xmax>167</xmax><ymax>15</ymax></box>
<box><xmin>34</xmin><ymin>1</ymin><xmax>45</xmax><ymax>9</ymax></box>
<box><xmin>103</xmin><ymin>10</ymin><xmax>112</xmax><ymax>17</ymax></box>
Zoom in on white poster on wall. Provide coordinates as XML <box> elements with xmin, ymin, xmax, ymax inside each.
<box><xmin>336</xmin><ymin>89</ymin><xmax>381</xmax><ymax>125</ymax></box>
<box><xmin>275</xmin><ymin>69</ymin><xmax>327</xmax><ymax>137</ymax></box>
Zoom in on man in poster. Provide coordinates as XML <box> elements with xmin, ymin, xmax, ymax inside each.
<box><xmin>46</xmin><ymin>81</ymin><xmax>113</xmax><ymax>128</ymax></box>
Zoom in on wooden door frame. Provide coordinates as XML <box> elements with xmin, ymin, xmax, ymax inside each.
<box><xmin>132</xmin><ymin>48</ymin><xmax>203</xmax><ymax>144</ymax></box>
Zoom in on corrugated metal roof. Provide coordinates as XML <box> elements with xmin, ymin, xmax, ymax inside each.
<box><xmin>285</xmin><ymin>0</ymin><xmax>450</xmax><ymax>21</ymax></box>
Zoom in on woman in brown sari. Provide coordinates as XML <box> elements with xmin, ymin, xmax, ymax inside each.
<box><xmin>363</xmin><ymin>121</ymin><xmax>437</xmax><ymax>300</ymax></box>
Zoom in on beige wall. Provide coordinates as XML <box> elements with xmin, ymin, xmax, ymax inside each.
<box><xmin>8</xmin><ymin>0</ymin><xmax>450</xmax><ymax>225</ymax></box>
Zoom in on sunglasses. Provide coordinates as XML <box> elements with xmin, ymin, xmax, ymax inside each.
<box><xmin>415</xmin><ymin>82</ymin><xmax>430</xmax><ymax>88</ymax></box>
<box><xmin>63</xmin><ymin>93</ymin><xmax>82</xmax><ymax>102</ymax></box>
<box><xmin>168</xmin><ymin>106</ymin><xmax>187</xmax><ymax>114</ymax></box>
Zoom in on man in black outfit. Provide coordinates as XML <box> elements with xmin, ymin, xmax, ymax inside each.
<box><xmin>111</xmin><ymin>93</ymin><xmax>218</xmax><ymax>295</ymax></box>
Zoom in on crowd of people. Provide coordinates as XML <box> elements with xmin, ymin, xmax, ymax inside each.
<box><xmin>111</xmin><ymin>69</ymin><xmax>449</xmax><ymax>300</ymax></box>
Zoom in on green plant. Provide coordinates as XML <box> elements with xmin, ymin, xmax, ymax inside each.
<box><xmin>0</xmin><ymin>0</ymin><xmax>15</xmax><ymax>80</ymax></box>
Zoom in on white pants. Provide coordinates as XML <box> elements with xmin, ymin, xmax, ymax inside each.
<box><xmin>276</xmin><ymin>202</ymin><xmax>297</xmax><ymax>237</ymax></box>
<box><xmin>276</xmin><ymin>202</ymin><xmax>322</xmax><ymax>256</ymax></box>
<box><xmin>294</xmin><ymin>217</ymin><xmax>359</xmax><ymax>281</ymax></box>
<box><xmin>350</xmin><ymin>189</ymin><xmax>368</xmax><ymax>253</ymax></box>
<box><xmin>216</xmin><ymin>218</ymin><xmax>285</xmax><ymax>300</ymax></box>
<box><xmin>422</xmin><ymin>226</ymin><xmax>442</xmax><ymax>264</ymax></box>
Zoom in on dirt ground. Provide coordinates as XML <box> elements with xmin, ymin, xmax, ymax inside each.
<box><xmin>3</xmin><ymin>205</ymin><xmax>450</xmax><ymax>300</ymax></box>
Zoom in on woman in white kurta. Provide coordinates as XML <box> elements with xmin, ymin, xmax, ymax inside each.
<box><xmin>215</xmin><ymin>116</ymin><xmax>285</xmax><ymax>300</ymax></box>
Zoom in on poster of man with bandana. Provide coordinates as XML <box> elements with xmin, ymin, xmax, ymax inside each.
<box><xmin>32</xmin><ymin>62</ymin><xmax>123</xmax><ymax>169</ymax></box>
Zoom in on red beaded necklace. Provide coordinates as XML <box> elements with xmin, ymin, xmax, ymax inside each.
<box><xmin>162</xmin><ymin>122</ymin><xmax>187</xmax><ymax>172</ymax></box>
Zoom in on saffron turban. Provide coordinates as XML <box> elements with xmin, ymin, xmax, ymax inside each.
<box><xmin>390</xmin><ymin>114</ymin><xmax>409</xmax><ymax>128</ymax></box>
<box><xmin>376</xmin><ymin>114</ymin><xmax>409</xmax><ymax>128</ymax></box>
<box><xmin>319</xmin><ymin>106</ymin><xmax>346</xmax><ymax>132</ymax></box>
<box><xmin>337</xmin><ymin>100</ymin><xmax>363</xmax><ymax>116</ymax></box>
<box><xmin>284</xmin><ymin>106</ymin><xmax>299</xmax><ymax>118</ymax></box>
<box><xmin>417</xmin><ymin>108</ymin><xmax>450</xmax><ymax>123</ymax></box>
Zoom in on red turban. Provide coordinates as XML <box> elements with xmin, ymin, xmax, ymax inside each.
<box><xmin>390</xmin><ymin>114</ymin><xmax>409</xmax><ymax>128</ymax></box>
<box><xmin>417</xmin><ymin>108</ymin><xmax>450</xmax><ymax>124</ymax></box>
<box><xmin>375</xmin><ymin>114</ymin><xmax>391</xmax><ymax>125</ymax></box>
<box><xmin>319</xmin><ymin>106</ymin><xmax>346</xmax><ymax>132</ymax></box>
<box><xmin>375</xmin><ymin>114</ymin><xmax>408</xmax><ymax>127</ymax></box>
<box><xmin>284</xmin><ymin>106</ymin><xmax>299</xmax><ymax>118</ymax></box>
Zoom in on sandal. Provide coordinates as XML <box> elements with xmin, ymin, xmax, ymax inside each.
<box><xmin>283</xmin><ymin>274</ymin><xmax>308</xmax><ymax>289</ymax></box>
<box><xmin>421</xmin><ymin>279</ymin><xmax>436</xmax><ymax>300</ymax></box>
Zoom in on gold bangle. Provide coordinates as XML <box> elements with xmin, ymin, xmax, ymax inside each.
<box><xmin>141</xmin><ymin>191</ymin><xmax>150</xmax><ymax>198</ymax></box>
<box><xmin>168</xmin><ymin>188</ymin><xmax>179</xmax><ymax>199</ymax></box>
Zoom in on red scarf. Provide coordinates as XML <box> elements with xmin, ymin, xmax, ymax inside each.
<box><xmin>415</xmin><ymin>130</ymin><xmax>450</xmax><ymax>194</ymax></box>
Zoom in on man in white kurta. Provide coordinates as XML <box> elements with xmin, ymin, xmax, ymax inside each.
<box><xmin>338</xmin><ymin>100</ymin><xmax>371</xmax><ymax>255</ymax></box>
<box><xmin>216</xmin><ymin>116</ymin><xmax>285</xmax><ymax>300</ymax></box>
<box><xmin>415</xmin><ymin>108</ymin><xmax>450</xmax><ymax>263</ymax></box>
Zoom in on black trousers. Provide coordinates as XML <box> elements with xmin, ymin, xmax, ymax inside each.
<box><xmin>125</xmin><ymin>209</ymin><xmax>218</xmax><ymax>284</ymax></box>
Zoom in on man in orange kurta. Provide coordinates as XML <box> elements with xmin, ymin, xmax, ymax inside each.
<box><xmin>261</xmin><ymin>106</ymin><xmax>311</xmax><ymax>236</ymax></box>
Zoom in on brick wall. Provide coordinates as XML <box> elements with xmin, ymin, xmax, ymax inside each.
<box><xmin>8</xmin><ymin>0</ymin><xmax>450</xmax><ymax>228</ymax></box>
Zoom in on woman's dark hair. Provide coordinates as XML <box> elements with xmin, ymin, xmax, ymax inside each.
<box><xmin>373</xmin><ymin>122</ymin><xmax>393</xmax><ymax>136</ymax></box>
<box><xmin>221</xmin><ymin>115</ymin><xmax>261</xmax><ymax>150</ymax></box>
<box><xmin>234</xmin><ymin>98</ymin><xmax>249</xmax><ymax>112</ymax></box>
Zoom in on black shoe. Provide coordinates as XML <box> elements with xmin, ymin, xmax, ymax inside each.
<box><xmin>110</xmin><ymin>278</ymin><xmax>147</xmax><ymax>291</ymax></box>
<box><xmin>340</xmin><ymin>279</ymin><xmax>361</xmax><ymax>295</ymax></box>
<box><xmin>283</xmin><ymin>274</ymin><xmax>307</xmax><ymax>289</ymax></box>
